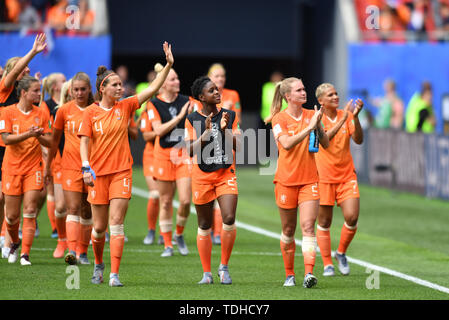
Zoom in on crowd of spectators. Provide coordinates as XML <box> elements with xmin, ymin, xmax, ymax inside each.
<box><xmin>0</xmin><ymin>0</ymin><xmax>96</xmax><ymax>35</ymax></box>
<box><xmin>355</xmin><ymin>0</ymin><xmax>449</xmax><ymax>42</ymax></box>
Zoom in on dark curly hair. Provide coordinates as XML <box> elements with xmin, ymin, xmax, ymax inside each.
<box><xmin>190</xmin><ymin>76</ymin><xmax>212</xmax><ymax>100</ymax></box>
<box><xmin>95</xmin><ymin>65</ymin><xmax>115</xmax><ymax>101</ymax></box>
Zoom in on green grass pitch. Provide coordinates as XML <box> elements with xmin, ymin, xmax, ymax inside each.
<box><xmin>1</xmin><ymin>166</ymin><xmax>449</xmax><ymax>300</ymax></box>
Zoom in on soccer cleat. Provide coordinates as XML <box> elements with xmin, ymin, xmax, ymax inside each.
<box><xmin>198</xmin><ymin>272</ymin><xmax>213</xmax><ymax>284</ymax></box>
<box><xmin>303</xmin><ymin>273</ymin><xmax>318</xmax><ymax>288</ymax></box>
<box><xmin>18</xmin><ymin>230</ymin><xmax>22</xmax><ymax>240</ymax></box>
<box><xmin>0</xmin><ymin>235</ymin><xmax>4</xmax><ymax>248</ymax></box>
<box><xmin>174</xmin><ymin>234</ymin><xmax>189</xmax><ymax>256</ymax></box>
<box><xmin>323</xmin><ymin>265</ymin><xmax>335</xmax><ymax>277</ymax></box>
<box><xmin>212</xmin><ymin>235</ymin><xmax>221</xmax><ymax>245</ymax></box>
<box><xmin>77</xmin><ymin>253</ymin><xmax>90</xmax><ymax>265</ymax></box>
<box><xmin>20</xmin><ymin>254</ymin><xmax>31</xmax><ymax>266</ymax></box>
<box><xmin>51</xmin><ymin>228</ymin><xmax>58</xmax><ymax>239</ymax></box>
<box><xmin>91</xmin><ymin>262</ymin><xmax>105</xmax><ymax>284</ymax></box>
<box><xmin>218</xmin><ymin>264</ymin><xmax>232</xmax><ymax>285</ymax></box>
<box><xmin>109</xmin><ymin>273</ymin><xmax>124</xmax><ymax>287</ymax></box>
<box><xmin>8</xmin><ymin>241</ymin><xmax>21</xmax><ymax>264</ymax></box>
<box><xmin>161</xmin><ymin>246</ymin><xmax>174</xmax><ymax>257</ymax></box>
<box><xmin>53</xmin><ymin>240</ymin><xmax>67</xmax><ymax>259</ymax></box>
<box><xmin>2</xmin><ymin>247</ymin><xmax>10</xmax><ymax>259</ymax></box>
<box><xmin>283</xmin><ymin>275</ymin><xmax>296</xmax><ymax>287</ymax></box>
<box><xmin>64</xmin><ymin>250</ymin><xmax>77</xmax><ymax>265</ymax></box>
<box><xmin>157</xmin><ymin>235</ymin><xmax>164</xmax><ymax>245</ymax></box>
<box><xmin>105</xmin><ymin>232</ymin><xmax>110</xmax><ymax>242</ymax></box>
<box><xmin>143</xmin><ymin>229</ymin><xmax>155</xmax><ymax>245</ymax></box>
<box><xmin>335</xmin><ymin>252</ymin><xmax>350</xmax><ymax>275</ymax></box>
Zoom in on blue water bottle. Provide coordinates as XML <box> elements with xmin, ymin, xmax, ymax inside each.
<box><xmin>308</xmin><ymin>129</ymin><xmax>319</xmax><ymax>153</ymax></box>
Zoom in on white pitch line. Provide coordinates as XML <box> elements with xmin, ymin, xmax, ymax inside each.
<box><xmin>132</xmin><ymin>186</ymin><xmax>449</xmax><ymax>295</ymax></box>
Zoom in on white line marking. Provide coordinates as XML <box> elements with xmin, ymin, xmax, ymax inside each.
<box><xmin>132</xmin><ymin>185</ymin><xmax>449</xmax><ymax>295</ymax></box>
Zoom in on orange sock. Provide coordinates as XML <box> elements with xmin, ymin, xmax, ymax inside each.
<box><xmin>47</xmin><ymin>198</ymin><xmax>56</xmax><ymax>231</ymax></box>
<box><xmin>91</xmin><ymin>230</ymin><xmax>105</xmax><ymax>265</ymax></box>
<box><xmin>220</xmin><ymin>224</ymin><xmax>236</xmax><ymax>265</ymax></box>
<box><xmin>110</xmin><ymin>224</ymin><xmax>125</xmax><ymax>274</ymax></box>
<box><xmin>147</xmin><ymin>198</ymin><xmax>159</xmax><ymax>230</ymax></box>
<box><xmin>337</xmin><ymin>223</ymin><xmax>357</xmax><ymax>254</ymax></box>
<box><xmin>66</xmin><ymin>215</ymin><xmax>80</xmax><ymax>252</ymax></box>
<box><xmin>159</xmin><ymin>219</ymin><xmax>172</xmax><ymax>248</ymax></box>
<box><xmin>77</xmin><ymin>218</ymin><xmax>92</xmax><ymax>255</ymax></box>
<box><xmin>175</xmin><ymin>214</ymin><xmax>187</xmax><ymax>236</ymax></box>
<box><xmin>280</xmin><ymin>234</ymin><xmax>296</xmax><ymax>277</ymax></box>
<box><xmin>317</xmin><ymin>226</ymin><xmax>333</xmax><ymax>267</ymax></box>
<box><xmin>197</xmin><ymin>228</ymin><xmax>212</xmax><ymax>273</ymax></box>
<box><xmin>161</xmin><ymin>231</ymin><xmax>173</xmax><ymax>248</ymax></box>
<box><xmin>21</xmin><ymin>216</ymin><xmax>36</xmax><ymax>256</ymax></box>
<box><xmin>213</xmin><ymin>208</ymin><xmax>223</xmax><ymax>236</ymax></box>
<box><xmin>302</xmin><ymin>236</ymin><xmax>317</xmax><ymax>276</ymax></box>
<box><xmin>6</xmin><ymin>219</ymin><xmax>20</xmax><ymax>244</ymax></box>
<box><xmin>55</xmin><ymin>211</ymin><xmax>67</xmax><ymax>240</ymax></box>
<box><xmin>1</xmin><ymin>219</ymin><xmax>6</xmax><ymax>237</ymax></box>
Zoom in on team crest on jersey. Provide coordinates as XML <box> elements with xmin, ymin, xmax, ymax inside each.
<box><xmin>66</xmin><ymin>179</ymin><xmax>72</xmax><ymax>186</ymax></box>
<box><xmin>34</xmin><ymin>117</ymin><xmax>40</xmax><ymax>124</ymax></box>
<box><xmin>115</xmin><ymin>108</ymin><xmax>122</xmax><ymax>120</ymax></box>
<box><xmin>168</xmin><ymin>106</ymin><xmax>177</xmax><ymax>118</ymax></box>
<box><xmin>305</xmin><ymin>118</ymin><xmax>310</xmax><ymax>124</ymax></box>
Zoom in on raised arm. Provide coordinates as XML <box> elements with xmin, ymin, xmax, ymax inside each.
<box><xmin>351</xmin><ymin>99</ymin><xmax>364</xmax><ymax>145</ymax></box>
<box><xmin>137</xmin><ymin>42</ymin><xmax>174</xmax><ymax>105</ymax></box>
<box><xmin>326</xmin><ymin>100</ymin><xmax>351</xmax><ymax>141</ymax></box>
<box><xmin>3</xmin><ymin>33</ymin><xmax>47</xmax><ymax>88</ymax></box>
<box><xmin>152</xmin><ymin>101</ymin><xmax>191</xmax><ymax>137</ymax></box>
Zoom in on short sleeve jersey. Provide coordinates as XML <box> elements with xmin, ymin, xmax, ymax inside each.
<box><xmin>272</xmin><ymin>109</ymin><xmax>319</xmax><ymax>186</ymax></box>
<box><xmin>140</xmin><ymin>107</ymin><xmax>155</xmax><ymax>160</ymax></box>
<box><xmin>78</xmin><ymin>96</ymin><xmax>139</xmax><ymax>176</ymax></box>
<box><xmin>0</xmin><ymin>78</ymin><xmax>19</xmax><ymax>147</ymax></box>
<box><xmin>53</xmin><ymin>100</ymin><xmax>87</xmax><ymax>171</ymax></box>
<box><xmin>315</xmin><ymin>110</ymin><xmax>357</xmax><ymax>183</ymax></box>
<box><xmin>219</xmin><ymin>88</ymin><xmax>240</xmax><ymax>114</ymax></box>
<box><xmin>0</xmin><ymin>104</ymin><xmax>51</xmax><ymax>174</ymax></box>
<box><xmin>185</xmin><ymin>107</ymin><xmax>240</xmax><ymax>184</ymax></box>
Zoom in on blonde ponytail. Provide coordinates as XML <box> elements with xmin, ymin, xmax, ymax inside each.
<box><xmin>264</xmin><ymin>77</ymin><xmax>300</xmax><ymax>124</ymax></box>
<box><xmin>39</xmin><ymin>76</ymin><xmax>49</xmax><ymax>106</ymax></box>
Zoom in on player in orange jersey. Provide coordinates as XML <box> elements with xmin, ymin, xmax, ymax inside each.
<box><xmin>44</xmin><ymin>72</ymin><xmax>95</xmax><ymax>265</ymax></box>
<box><xmin>78</xmin><ymin>42</ymin><xmax>174</xmax><ymax>287</ymax></box>
<box><xmin>207</xmin><ymin>63</ymin><xmax>242</xmax><ymax>245</ymax></box>
<box><xmin>186</xmin><ymin>76</ymin><xmax>241</xmax><ymax>285</ymax></box>
<box><xmin>0</xmin><ymin>33</ymin><xmax>47</xmax><ymax>257</ymax></box>
<box><xmin>268</xmin><ymin>77</ymin><xmax>329</xmax><ymax>288</ymax></box>
<box><xmin>139</xmin><ymin>106</ymin><xmax>161</xmax><ymax>245</ymax></box>
<box><xmin>314</xmin><ymin>83</ymin><xmax>364</xmax><ymax>277</ymax></box>
<box><xmin>40</xmin><ymin>72</ymin><xmax>67</xmax><ymax>247</ymax></box>
<box><xmin>147</xmin><ymin>64</ymin><xmax>198</xmax><ymax>257</ymax></box>
<box><xmin>0</xmin><ymin>76</ymin><xmax>51</xmax><ymax>266</ymax></box>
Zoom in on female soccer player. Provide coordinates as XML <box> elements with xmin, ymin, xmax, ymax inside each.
<box><xmin>40</xmin><ymin>72</ymin><xmax>68</xmax><ymax>255</ymax></box>
<box><xmin>0</xmin><ymin>76</ymin><xmax>51</xmax><ymax>266</ymax></box>
<box><xmin>268</xmin><ymin>77</ymin><xmax>329</xmax><ymax>288</ymax></box>
<box><xmin>0</xmin><ymin>33</ymin><xmax>47</xmax><ymax>257</ymax></box>
<box><xmin>147</xmin><ymin>64</ymin><xmax>197</xmax><ymax>257</ymax></box>
<box><xmin>314</xmin><ymin>83</ymin><xmax>363</xmax><ymax>277</ymax></box>
<box><xmin>139</xmin><ymin>105</ymin><xmax>161</xmax><ymax>245</ymax></box>
<box><xmin>44</xmin><ymin>72</ymin><xmax>95</xmax><ymax>265</ymax></box>
<box><xmin>79</xmin><ymin>42</ymin><xmax>174</xmax><ymax>287</ymax></box>
<box><xmin>185</xmin><ymin>76</ymin><xmax>241</xmax><ymax>285</ymax></box>
<box><xmin>207</xmin><ymin>63</ymin><xmax>242</xmax><ymax>245</ymax></box>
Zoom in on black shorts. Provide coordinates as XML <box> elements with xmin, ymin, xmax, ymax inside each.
<box><xmin>0</xmin><ymin>146</ymin><xmax>4</xmax><ymax>181</ymax></box>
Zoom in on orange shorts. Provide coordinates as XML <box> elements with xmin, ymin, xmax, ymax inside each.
<box><xmin>192</xmin><ymin>173</ymin><xmax>238</xmax><ymax>205</ymax></box>
<box><xmin>87</xmin><ymin>169</ymin><xmax>132</xmax><ymax>205</ymax></box>
<box><xmin>52</xmin><ymin>152</ymin><xmax>63</xmax><ymax>184</ymax></box>
<box><xmin>319</xmin><ymin>179</ymin><xmax>359</xmax><ymax>206</ymax></box>
<box><xmin>2</xmin><ymin>169</ymin><xmax>44</xmax><ymax>195</ymax></box>
<box><xmin>153</xmin><ymin>157</ymin><xmax>191</xmax><ymax>181</ymax></box>
<box><xmin>143</xmin><ymin>155</ymin><xmax>155</xmax><ymax>177</ymax></box>
<box><xmin>274</xmin><ymin>182</ymin><xmax>320</xmax><ymax>209</ymax></box>
<box><xmin>62</xmin><ymin>169</ymin><xmax>88</xmax><ymax>193</ymax></box>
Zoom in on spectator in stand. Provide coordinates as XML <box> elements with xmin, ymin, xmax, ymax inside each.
<box><xmin>46</xmin><ymin>0</ymin><xmax>69</xmax><ymax>33</ymax></box>
<box><xmin>405</xmin><ymin>81</ymin><xmax>435</xmax><ymax>133</ymax></box>
<box><xmin>397</xmin><ymin>0</ymin><xmax>436</xmax><ymax>40</ymax></box>
<box><xmin>371</xmin><ymin>79</ymin><xmax>405</xmax><ymax>130</ymax></box>
<box><xmin>18</xmin><ymin>0</ymin><xmax>42</xmax><ymax>32</ymax></box>
<box><xmin>440</xmin><ymin>0</ymin><xmax>449</xmax><ymax>32</ymax></box>
<box><xmin>115</xmin><ymin>65</ymin><xmax>136</xmax><ymax>99</ymax></box>
<box><xmin>5</xmin><ymin>0</ymin><xmax>21</xmax><ymax>23</ymax></box>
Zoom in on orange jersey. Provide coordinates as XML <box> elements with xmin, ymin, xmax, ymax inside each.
<box><xmin>140</xmin><ymin>107</ymin><xmax>154</xmax><ymax>160</ymax></box>
<box><xmin>78</xmin><ymin>96</ymin><xmax>139</xmax><ymax>176</ymax></box>
<box><xmin>185</xmin><ymin>107</ymin><xmax>240</xmax><ymax>184</ymax></box>
<box><xmin>0</xmin><ymin>78</ymin><xmax>16</xmax><ymax>147</ymax></box>
<box><xmin>0</xmin><ymin>104</ymin><xmax>51</xmax><ymax>175</ymax></box>
<box><xmin>147</xmin><ymin>94</ymin><xmax>197</xmax><ymax>161</ymax></box>
<box><xmin>53</xmin><ymin>100</ymin><xmax>87</xmax><ymax>171</ymax></box>
<box><xmin>272</xmin><ymin>109</ymin><xmax>319</xmax><ymax>186</ymax></box>
<box><xmin>315</xmin><ymin>110</ymin><xmax>356</xmax><ymax>183</ymax></box>
<box><xmin>218</xmin><ymin>88</ymin><xmax>240</xmax><ymax>114</ymax></box>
